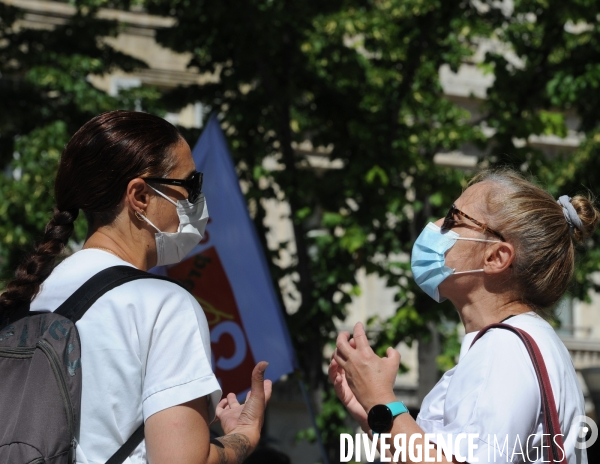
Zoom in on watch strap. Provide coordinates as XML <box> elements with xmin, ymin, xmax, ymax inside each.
<box><xmin>386</xmin><ymin>401</ymin><xmax>409</xmax><ymax>417</ymax></box>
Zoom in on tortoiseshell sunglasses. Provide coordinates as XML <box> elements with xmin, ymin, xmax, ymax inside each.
<box><xmin>441</xmin><ymin>204</ymin><xmax>505</xmax><ymax>241</ymax></box>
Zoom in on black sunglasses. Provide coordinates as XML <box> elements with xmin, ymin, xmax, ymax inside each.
<box><xmin>441</xmin><ymin>203</ymin><xmax>505</xmax><ymax>241</ymax></box>
<box><xmin>144</xmin><ymin>171</ymin><xmax>203</xmax><ymax>203</ymax></box>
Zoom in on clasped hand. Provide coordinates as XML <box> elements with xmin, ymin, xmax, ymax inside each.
<box><xmin>329</xmin><ymin>322</ymin><xmax>401</xmax><ymax>432</ymax></box>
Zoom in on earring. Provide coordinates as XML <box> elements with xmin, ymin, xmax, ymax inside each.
<box><xmin>135</xmin><ymin>210</ymin><xmax>146</xmax><ymax>221</ymax></box>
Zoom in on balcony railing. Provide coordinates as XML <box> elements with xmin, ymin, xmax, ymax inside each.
<box><xmin>561</xmin><ymin>336</ymin><xmax>600</xmax><ymax>370</ymax></box>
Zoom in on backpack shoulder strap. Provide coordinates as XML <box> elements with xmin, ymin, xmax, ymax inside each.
<box><xmin>53</xmin><ymin>265</ymin><xmax>184</xmax><ymax>464</ymax></box>
<box><xmin>105</xmin><ymin>423</ymin><xmax>145</xmax><ymax>464</ymax></box>
<box><xmin>470</xmin><ymin>323</ymin><xmax>567</xmax><ymax>464</ymax></box>
<box><xmin>54</xmin><ymin>265</ymin><xmax>184</xmax><ymax>323</ymax></box>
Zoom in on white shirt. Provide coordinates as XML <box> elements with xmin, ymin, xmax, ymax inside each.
<box><xmin>416</xmin><ymin>312</ymin><xmax>587</xmax><ymax>463</ymax></box>
<box><xmin>30</xmin><ymin>250</ymin><xmax>222</xmax><ymax>464</ymax></box>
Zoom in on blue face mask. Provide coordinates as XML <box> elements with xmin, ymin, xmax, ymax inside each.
<box><xmin>411</xmin><ymin>223</ymin><xmax>501</xmax><ymax>302</ymax></box>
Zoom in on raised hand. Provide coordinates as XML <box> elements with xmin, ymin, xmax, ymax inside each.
<box><xmin>329</xmin><ymin>353</ymin><xmax>369</xmax><ymax>432</ymax></box>
<box><xmin>215</xmin><ymin>392</ymin><xmax>251</xmax><ymax>436</ymax></box>
<box><xmin>216</xmin><ymin>364</ymin><xmax>273</xmax><ymax>436</ymax></box>
<box><xmin>332</xmin><ymin>322</ymin><xmax>400</xmax><ymax>413</ymax></box>
<box><xmin>216</xmin><ymin>365</ymin><xmax>273</xmax><ymax>435</ymax></box>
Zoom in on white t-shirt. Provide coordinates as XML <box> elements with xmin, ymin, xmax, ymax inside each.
<box><xmin>30</xmin><ymin>249</ymin><xmax>222</xmax><ymax>464</ymax></box>
<box><xmin>416</xmin><ymin>312</ymin><xmax>587</xmax><ymax>464</ymax></box>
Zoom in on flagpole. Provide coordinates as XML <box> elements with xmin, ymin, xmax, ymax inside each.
<box><xmin>295</xmin><ymin>370</ymin><xmax>331</xmax><ymax>464</ymax></box>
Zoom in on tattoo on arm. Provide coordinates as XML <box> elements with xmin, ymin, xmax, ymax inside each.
<box><xmin>210</xmin><ymin>437</ymin><xmax>227</xmax><ymax>464</ymax></box>
<box><xmin>216</xmin><ymin>446</ymin><xmax>227</xmax><ymax>464</ymax></box>
<box><xmin>214</xmin><ymin>434</ymin><xmax>251</xmax><ymax>464</ymax></box>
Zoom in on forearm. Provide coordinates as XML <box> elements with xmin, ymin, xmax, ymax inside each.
<box><xmin>207</xmin><ymin>433</ymin><xmax>253</xmax><ymax>464</ymax></box>
<box><xmin>331</xmin><ymin>325</ymin><xmax>457</xmax><ymax>462</ymax></box>
<box><xmin>382</xmin><ymin>414</ymin><xmax>456</xmax><ymax>464</ymax></box>
<box><xmin>357</xmin><ymin>391</ymin><xmax>455</xmax><ymax>464</ymax></box>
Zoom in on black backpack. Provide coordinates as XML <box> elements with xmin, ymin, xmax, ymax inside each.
<box><xmin>0</xmin><ymin>266</ymin><xmax>182</xmax><ymax>464</ymax></box>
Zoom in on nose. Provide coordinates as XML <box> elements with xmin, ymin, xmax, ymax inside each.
<box><xmin>433</xmin><ymin>217</ymin><xmax>444</xmax><ymax>228</ymax></box>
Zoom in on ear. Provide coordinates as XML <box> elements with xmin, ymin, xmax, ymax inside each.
<box><xmin>125</xmin><ymin>178</ymin><xmax>151</xmax><ymax>216</ymax></box>
<box><xmin>483</xmin><ymin>242</ymin><xmax>515</xmax><ymax>274</ymax></box>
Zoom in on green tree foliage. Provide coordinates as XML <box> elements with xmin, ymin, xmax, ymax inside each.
<box><xmin>474</xmin><ymin>0</ymin><xmax>600</xmax><ymax>300</ymax></box>
<box><xmin>0</xmin><ymin>0</ymin><xmax>161</xmax><ymax>273</ymax></box>
<box><xmin>4</xmin><ymin>0</ymin><xmax>600</xmax><ymax>461</ymax></box>
<box><xmin>143</xmin><ymin>0</ymin><xmax>496</xmax><ymax>458</ymax></box>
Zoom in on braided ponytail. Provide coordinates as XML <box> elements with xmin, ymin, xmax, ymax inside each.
<box><xmin>0</xmin><ymin>208</ymin><xmax>78</xmax><ymax>322</ymax></box>
<box><xmin>0</xmin><ymin>110</ymin><xmax>180</xmax><ymax>325</ymax></box>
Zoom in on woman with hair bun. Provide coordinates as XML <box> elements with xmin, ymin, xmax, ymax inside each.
<box><xmin>0</xmin><ymin>110</ymin><xmax>270</xmax><ymax>464</ymax></box>
<box><xmin>331</xmin><ymin>169</ymin><xmax>599</xmax><ymax>463</ymax></box>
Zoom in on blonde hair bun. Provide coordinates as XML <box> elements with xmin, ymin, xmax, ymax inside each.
<box><xmin>570</xmin><ymin>195</ymin><xmax>600</xmax><ymax>243</ymax></box>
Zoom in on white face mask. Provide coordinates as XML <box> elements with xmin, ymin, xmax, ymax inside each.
<box><xmin>141</xmin><ymin>185</ymin><xmax>209</xmax><ymax>266</ymax></box>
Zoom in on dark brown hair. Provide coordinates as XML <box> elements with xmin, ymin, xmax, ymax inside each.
<box><xmin>469</xmin><ymin>169</ymin><xmax>600</xmax><ymax>312</ymax></box>
<box><xmin>0</xmin><ymin>110</ymin><xmax>181</xmax><ymax>322</ymax></box>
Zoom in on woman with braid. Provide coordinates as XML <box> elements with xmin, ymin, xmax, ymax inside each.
<box><xmin>0</xmin><ymin>111</ymin><xmax>271</xmax><ymax>464</ymax></box>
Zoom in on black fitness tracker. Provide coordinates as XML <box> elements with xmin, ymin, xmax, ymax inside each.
<box><xmin>367</xmin><ymin>401</ymin><xmax>409</xmax><ymax>434</ymax></box>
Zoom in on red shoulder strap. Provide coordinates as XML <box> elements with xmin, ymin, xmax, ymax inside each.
<box><xmin>470</xmin><ymin>323</ymin><xmax>567</xmax><ymax>464</ymax></box>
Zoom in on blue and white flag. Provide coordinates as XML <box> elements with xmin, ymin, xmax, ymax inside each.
<box><xmin>157</xmin><ymin>114</ymin><xmax>296</xmax><ymax>396</ymax></box>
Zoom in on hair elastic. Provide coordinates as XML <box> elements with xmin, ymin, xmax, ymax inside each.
<box><xmin>557</xmin><ymin>195</ymin><xmax>583</xmax><ymax>235</ymax></box>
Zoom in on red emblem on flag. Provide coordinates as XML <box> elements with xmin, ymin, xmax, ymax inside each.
<box><xmin>167</xmin><ymin>246</ymin><xmax>256</xmax><ymax>395</ymax></box>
